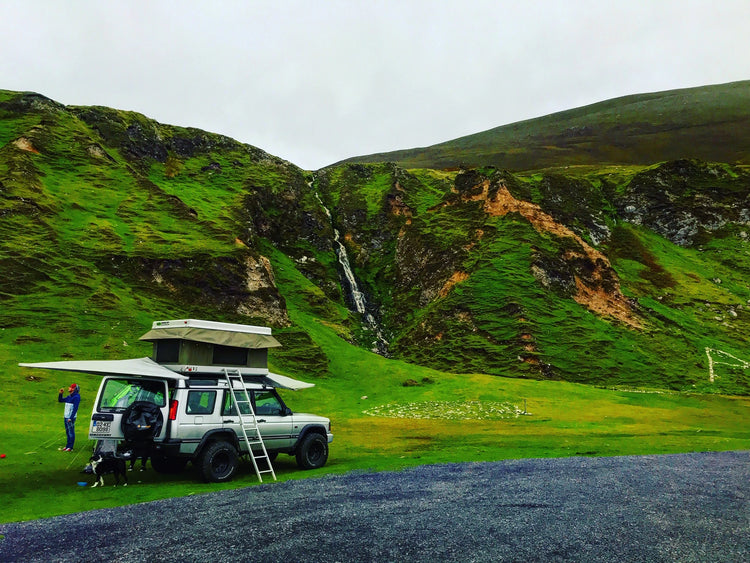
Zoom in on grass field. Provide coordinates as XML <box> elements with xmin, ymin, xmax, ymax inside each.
<box><xmin>2</xmin><ymin>303</ymin><xmax>749</xmax><ymax>524</ymax></box>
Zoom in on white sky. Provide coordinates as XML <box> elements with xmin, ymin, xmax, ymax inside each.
<box><xmin>3</xmin><ymin>0</ymin><xmax>749</xmax><ymax>170</ymax></box>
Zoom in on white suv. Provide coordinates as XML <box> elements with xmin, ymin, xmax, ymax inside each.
<box><xmin>90</xmin><ymin>371</ymin><xmax>332</xmax><ymax>482</ymax></box>
<box><xmin>22</xmin><ymin>319</ymin><xmax>333</xmax><ymax>483</ymax></box>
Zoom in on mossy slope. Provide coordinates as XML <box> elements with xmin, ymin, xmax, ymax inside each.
<box><xmin>3</xmin><ymin>89</ymin><xmax>750</xmax><ymax>397</ymax></box>
<box><xmin>341</xmin><ymin>81</ymin><xmax>750</xmax><ymax>170</ymax></box>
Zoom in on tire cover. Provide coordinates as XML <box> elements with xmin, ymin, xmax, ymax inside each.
<box><xmin>121</xmin><ymin>401</ymin><xmax>164</xmax><ymax>441</ymax></box>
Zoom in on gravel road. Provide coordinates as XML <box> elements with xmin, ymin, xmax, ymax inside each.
<box><xmin>1</xmin><ymin>451</ymin><xmax>748</xmax><ymax>562</ymax></box>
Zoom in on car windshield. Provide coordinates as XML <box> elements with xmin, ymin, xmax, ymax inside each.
<box><xmin>99</xmin><ymin>378</ymin><xmax>167</xmax><ymax>412</ymax></box>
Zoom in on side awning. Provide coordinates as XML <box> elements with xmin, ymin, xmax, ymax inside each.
<box><xmin>19</xmin><ymin>358</ymin><xmax>315</xmax><ymax>389</ymax></box>
<box><xmin>19</xmin><ymin>357</ymin><xmax>189</xmax><ymax>380</ymax></box>
<box><xmin>264</xmin><ymin>372</ymin><xmax>315</xmax><ymax>390</ymax></box>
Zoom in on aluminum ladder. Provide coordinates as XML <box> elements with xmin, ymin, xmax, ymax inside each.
<box><xmin>223</xmin><ymin>368</ymin><xmax>276</xmax><ymax>482</ymax></box>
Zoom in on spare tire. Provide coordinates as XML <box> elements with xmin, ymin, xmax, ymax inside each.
<box><xmin>121</xmin><ymin>401</ymin><xmax>164</xmax><ymax>441</ymax></box>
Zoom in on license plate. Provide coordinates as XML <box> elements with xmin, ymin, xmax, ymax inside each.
<box><xmin>92</xmin><ymin>421</ymin><xmax>111</xmax><ymax>434</ymax></box>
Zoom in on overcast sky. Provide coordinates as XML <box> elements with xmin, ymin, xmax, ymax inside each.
<box><xmin>3</xmin><ymin>0</ymin><xmax>749</xmax><ymax>170</ymax></box>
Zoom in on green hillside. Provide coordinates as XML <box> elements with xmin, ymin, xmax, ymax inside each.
<box><xmin>315</xmin><ymin>161</ymin><xmax>750</xmax><ymax>394</ymax></box>
<box><xmin>341</xmin><ymin>81</ymin><xmax>750</xmax><ymax>170</ymax></box>
<box><xmin>3</xmin><ymin>88</ymin><xmax>750</xmax><ymax>394</ymax></box>
<box><xmin>2</xmin><ymin>87</ymin><xmax>750</xmax><ymax>522</ymax></box>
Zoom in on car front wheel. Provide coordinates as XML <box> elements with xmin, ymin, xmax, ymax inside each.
<box><xmin>295</xmin><ymin>433</ymin><xmax>328</xmax><ymax>470</ymax></box>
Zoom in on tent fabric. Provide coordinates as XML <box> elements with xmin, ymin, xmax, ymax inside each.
<box><xmin>19</xmin><ymin>357</ymin><xmax>188</xmax><ymax>380</ymax></box>
<box><xmin>138</xmin><ymin>327</ymin><xmax>282</xmax><ymax>349</ymax></box>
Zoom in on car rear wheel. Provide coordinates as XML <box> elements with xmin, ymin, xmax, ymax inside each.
<box><xmin>199</xmin><ymin>441</ymin><xmax>239</xmax><ymax>482</ymax></box>
<box><xmin>295</xmin><ymin>433</ymin><xmax>328</xmax><ymax>470</ymax></box>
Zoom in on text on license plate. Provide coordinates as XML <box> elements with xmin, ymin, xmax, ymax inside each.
<box><xmin>92</xmin><ymin>421</ymin><xmax>111</xmax><ymax>434</ymax></box>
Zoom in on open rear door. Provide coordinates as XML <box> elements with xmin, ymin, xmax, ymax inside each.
<box><xmin>91</xmin><ymin>377</ymin><xmax>170</xmax><ymax>442</ymax></box>
<box><xmin>19</xmin><ymin>358</ymin><xmax>184</xmax><ymax>443</ymax></box>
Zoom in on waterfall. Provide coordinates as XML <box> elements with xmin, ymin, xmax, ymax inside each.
<box><xmin>318</xmin><ymin>198</ymin><xmax>367</xmax><ymax>314</ymax></box>
<box><xmin>314</xmin><ymin>191</ymin><xmax>389</xmax><ymax>354</ymax></box>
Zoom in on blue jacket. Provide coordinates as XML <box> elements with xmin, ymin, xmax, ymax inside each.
<box><xmin>58</xmin><ymin>388</ymin><xmax>81</xmax><ymax>420</ymax></box>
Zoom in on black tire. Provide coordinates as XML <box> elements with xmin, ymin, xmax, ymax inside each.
<box><xmin>198</xmin><ymin>441</ymin><xmax>239</xmax><ymax>482</ymax></box>
<box><xmin>121</xmin><ymin>401</ymin><xmax>163</xmax><ymax>441</ymax></box>
<box><xmin>295</xmin><ymin>433</ymin><xmax>328</xmax><ymax>470</ymax></box>
<box><xmin>150</xmin><ymin>456</ymin><xmax>188</xmax><ymax>474</ymax></box>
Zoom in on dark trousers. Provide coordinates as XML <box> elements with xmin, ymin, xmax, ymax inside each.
<box><xmin>64</xmin><ymin>418</ymin><xmax>76</xmax><ymax>449</ymax></box>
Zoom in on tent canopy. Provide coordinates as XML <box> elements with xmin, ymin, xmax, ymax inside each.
<box><xmin>265</xmin><ymin>372</ymin><xmax>315</xmax><ymax>390</ymax></box>
<box><xmin>139</xmin><ymin>327</ymin><xmax>282</xmax><ymax>349</ymax></box>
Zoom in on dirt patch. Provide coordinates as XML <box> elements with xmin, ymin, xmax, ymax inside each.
<box><xmin>438</xmin><ymin>271</ymin><xmax>470</xmax><ymax>298</ymax></box>
<box><xmin>463</xmin><ymin>181</ymin><xmax>641</xmax><ymax>328</ymax></box>
<box><xmin>12</xmin><ymin>137</ymin><xmax>39</xmax><ymax>153</ymax></box>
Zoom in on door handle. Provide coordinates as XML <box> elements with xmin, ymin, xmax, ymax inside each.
<box><xmin>223</xmin><ymin>419</ymin><xmax>235</xmax><ymax>423</ymax></box>
<box><xmin>257</xmin><ymin>419</ymin><xmax>266</xmax><ymax>423</ymax></box>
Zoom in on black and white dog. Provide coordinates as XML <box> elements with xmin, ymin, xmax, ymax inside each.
<box><xmin>89</xmin><ymin>453</ymin><xmax>128</xmax><ymax>487</ymax></box>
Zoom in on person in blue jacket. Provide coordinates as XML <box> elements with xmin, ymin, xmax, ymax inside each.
<box><xmin>58</xmin><ymin>383</ymin><xmax>81</xmax><ymax>451</ymax></box>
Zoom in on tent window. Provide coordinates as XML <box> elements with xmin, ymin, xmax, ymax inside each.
<box><xmin>212</xmin><ymin>345</ymin><xmax>248</xmax><ymax>365</ymax></box>
<box><xmin>155</xmin><ymin>339</ymin><xmax>180</xmax><ymax>363</ymax></box>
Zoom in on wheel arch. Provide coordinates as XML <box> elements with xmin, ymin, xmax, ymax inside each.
<box><xmin>194</xmin><ymin>429</ymin><xmax>240</xmax><ymax>459</ymax></box>
<box><xmin>294</xmin><ymin>424</ymin><xmax>327</xmax><ymax>451</ymax></box>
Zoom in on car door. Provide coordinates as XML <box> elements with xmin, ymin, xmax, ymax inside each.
<box><xmin>90</xmin><ymin>377</ymin><xmax>170</xmax><ymax>442</ymax></box>
<box><xmin>252</xmin><ymin>389</ymin><xmax>295</xmax><ymax>451</ymax></box>
<box><xmin>175</xmin><ymin>389</ymin><xmax>220</xmax><ymax>454</ymax></box>
<box><xmin>221</xmin><ymin>388</ymin><xmax>293</xmax><ymax>452</ymax></box>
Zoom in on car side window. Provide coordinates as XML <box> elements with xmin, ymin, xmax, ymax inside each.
<box><xmin>222</xmin><ymin>391</ymin><xmax>252</xmax><ymax>416</ymax></box>
<box><xmin>254</xmin><ymin>391</ymin><xmax>283</xmax><ymax>416</ymax></box>
<box><xmin>186</xmin><ymin>390</ymin><xmax>216</xmax><ymax>415</ymax></box>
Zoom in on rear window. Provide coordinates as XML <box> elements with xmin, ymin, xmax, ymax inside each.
<box><xmin>98</xmin><ymin>378</ymin><xmax>167</xmax><ymax>412</ymax></box>
<box><xmin>186</xmin><ymin>390</ymin><xmax>217</xmax><ymax>415</ymax></box>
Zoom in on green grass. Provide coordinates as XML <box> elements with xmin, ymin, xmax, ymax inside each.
<box><xmin>4</xmin><ymin>221</ymin><xmax>750</xmax><ymax>524</ymax></box>
<box><xmin>3</xmin><ymin>310</ymin><xmax>749</xmax><ymax>524</ymax></box>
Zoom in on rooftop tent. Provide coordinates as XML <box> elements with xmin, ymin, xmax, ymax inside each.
<box><xmin>139</xmin><ymin>319</ymin><xmax>282</xmax><ymax>371</ymax></box>
<box><xmin>139</xmin><ymin>319</ymin><xmax>282</xmax><ymax>349</ymax></box>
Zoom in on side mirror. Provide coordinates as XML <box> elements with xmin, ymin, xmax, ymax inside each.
<box><xmin>283</xmin><ymin>407</ymin><xmax>293</xmax><ymax>416</ymax></box>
